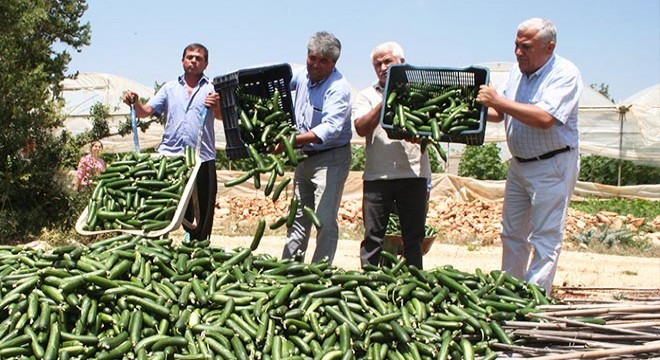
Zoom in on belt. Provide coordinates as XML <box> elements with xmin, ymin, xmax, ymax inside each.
<box><xmin>303</xmin><ymin>143</ymin><xmax>349</xmax><ymax>157</ymax></box>
<box><xmin>515</xmin><ymin>146</ymin><xmax>572</xmax><ymax>163</ymax></box>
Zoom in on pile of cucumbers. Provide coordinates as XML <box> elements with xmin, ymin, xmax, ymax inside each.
<box><xmin>0</xmin><ymin>235</ymin><xmax>558</xmax><ymax>359</ymax></box>
<box><xmin>81</xmin><ymin>147</ymin><xmax>196</xmax><ymax>232</ymax></box>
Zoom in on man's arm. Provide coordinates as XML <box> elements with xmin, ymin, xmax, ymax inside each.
<box><xmin>353</xmin><ymin>98</ymin><xmax>381</xmax><ymax>137</ymax></box>
<box><xmin>123</xmin><ymin>91</ymin><xmax>155</xmax><ymax>118</ymax></box>
<box><xmin>294</xmin><ymin>131</ymin><xmax>322</xmax><ymax>146</ymax></box>
<box><xmin>204</xmin><ymin>92</ymin><xmax>222</xmax><ymax>120</ymax></box>
<box><xmin>133</xmin><ymin>102</ymin><xmax>155</xmax><ymax>119</ymax></box>
<box><xmin>477</xmin><ymin>85</ymin><xmax>555</xmax><ymax>129</ymax></box>
<box><xmin>306</xmin><ymin>86</ymin><xmax>352</xmax><ymax>145</ymax></box>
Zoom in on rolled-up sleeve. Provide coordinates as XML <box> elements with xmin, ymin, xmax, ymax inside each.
<box><xmin>147</xmin><ymin>85</ymin><xmax>169</xmax><ymax>115</ymax></box>
<box><xmin>311</xmin><ymin>87</ymin><xmax>352</xmax><ymax>144</ymax></box>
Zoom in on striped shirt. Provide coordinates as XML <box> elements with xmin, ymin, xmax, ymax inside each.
<box><xmin>499</xmin><ymin>54</ymin><xmax>583</xmax><ymax>159</ymax></box>
<box><xmin>290</xmin><ymin>68</ymin><xmax>353</xmax><ymax>151</ymax></box>
<box><xmin>148</xmin><ymin>75</ymin><xmax>216</xmax><ymax>162</ymax></box>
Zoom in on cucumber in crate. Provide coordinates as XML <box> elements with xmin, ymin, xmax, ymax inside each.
<box><xmin>379</xmin><ymin>64</ymin><xmax>491</xmax><ymax>161</ymax></box>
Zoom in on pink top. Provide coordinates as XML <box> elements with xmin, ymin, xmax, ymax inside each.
<box><xmin>76</xmin><ymin>154</ymin><xmax>106</xmax><ymax>188</ymax></box>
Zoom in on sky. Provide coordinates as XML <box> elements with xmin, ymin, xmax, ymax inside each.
<box><xmin>65</xmin><ymin>0</ymin><xmax>660</xmax><ymax>103</ymax></box>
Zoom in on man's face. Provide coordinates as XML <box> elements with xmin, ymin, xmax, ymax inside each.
<box><xmin>372</xmin><ymin>51</ymin><xmax>403</xmax><ymax>87</ymax></box>
<box><xmin>515</xmin><ymin>27</ymin><xmax>554</xmax><ymax>75</ymax></box>
<box><xmin>306</xmin><ymin>51</ymin><xmax>336</xmax><ymax>83</ymax></box>
<box><xmin>182</xmin><ymin>49</ymin><xmax>208</xmax><ymax>76</ymax></box>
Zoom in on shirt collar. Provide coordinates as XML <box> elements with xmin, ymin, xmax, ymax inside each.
<box><xmin>525</xmin><ymin>54</ymin><xmax>556</xmax><ymax>80</ymax></box>
<box><xmin>373</xmin><ymin>82</ymin><xmax>384</xmax><ymax>93</ymax></box>
<box><xmin>307</xmin><ymin>68</ymin><xmax>336</xmax><ymax>88</ymax></box>
<box><xmin>177</xmin><ymin>74</ymin><xmax>209</xmax><ymax>87</ymax></box>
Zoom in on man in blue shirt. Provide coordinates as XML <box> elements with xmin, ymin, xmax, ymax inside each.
<box><xmin>123</xmin><ymin>43</ymin><xmax>222</xmax><ymax>241</ymax></box>
<box><xmin>279</xmin><ymin>31</ymin><xmax>353</xmax><ymax>264</ymax></box>
<box><xmin>477</xmin><ymin>18</ymin><xmax>582</xmax><ymax>294</ymax></box>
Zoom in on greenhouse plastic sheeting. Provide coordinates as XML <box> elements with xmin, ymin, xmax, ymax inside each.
<box><xmin>217</xmin><ymin>171</ymin><xmax>660</xmax><ymax>202</ymax></box>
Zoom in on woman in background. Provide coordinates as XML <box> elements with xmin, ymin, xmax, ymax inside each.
<box><xmin>74</xmin><ymin>140</ymin><xmax>106</xmax><ymax>191</ymax></box>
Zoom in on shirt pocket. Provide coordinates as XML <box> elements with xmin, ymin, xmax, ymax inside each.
<box><xmin>311</xmin><ymin>106</ymin><xmax>323</xmax><ymax>125</ymax></box>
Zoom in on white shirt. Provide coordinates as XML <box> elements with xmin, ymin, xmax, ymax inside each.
<box><xmin>352</xmin><ymin>84</ymin><xmax>431</xmax><ymax>181</ymax></box>
<box><xmin>499</xmin><ymin>54</ymin><xmax>583</xmax><ymax>159</ymax></box>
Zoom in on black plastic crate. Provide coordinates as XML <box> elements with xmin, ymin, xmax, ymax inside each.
<box><xmin>379</xmin><ymin>64</ymin><xmax>490</xmax><ymax>145</ymax></box>
<box><xmin>213</xmin><ymin>63</ymin><xmax>296</xmax><ymax>160</ymax></box>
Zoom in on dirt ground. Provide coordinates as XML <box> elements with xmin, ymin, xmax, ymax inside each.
<box><xmin>170</xmin><ymin>229</ymin><xmax>660</xmax><ymax>293</ymax></box>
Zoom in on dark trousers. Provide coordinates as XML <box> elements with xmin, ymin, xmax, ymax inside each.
<box><xmin>360</xmin><ymin>178</ymin><xmax>428</xmax><ymax>269</ymax></box>
<box><xmin>184</xmin><ymin>160</ymin><xmax>216</xmax><ymax>241</ymax></box>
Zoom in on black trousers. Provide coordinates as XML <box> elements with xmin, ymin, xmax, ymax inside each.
<box><xmin>184</xmin><ymin>160</ymin><xmax>216</xmax><ymax>241</ymax></box>
<box><xmin>360</xmin><ymin>178</ymin><xmax>428</xmax><ymax>269</ymax></box>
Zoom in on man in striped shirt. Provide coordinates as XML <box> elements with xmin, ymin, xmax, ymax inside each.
<box><xmin>477</xmin><ymin>18</ymin><xmax>583</xmax><ymax>294</ymax></box>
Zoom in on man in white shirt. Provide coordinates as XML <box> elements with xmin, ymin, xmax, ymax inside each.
<box><xmin>352</xmin><ymin>42</ymin><xmax>431</xmax><ymax>269</ymax></box>
<box><xmin>477</xmin><ymin>18</ymin><xmax>583</xmax><ymax>293</ymax></box>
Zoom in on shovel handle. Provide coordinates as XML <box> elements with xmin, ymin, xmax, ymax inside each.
<box><xmin>130</xmin><ymin>103</ymin><xmax>140</xmax><ymax>153</ymax></box>
<box><xmin>194</xmin><ymin>107</ymin><xmax>209</xmax><ymax>157</ymax></box>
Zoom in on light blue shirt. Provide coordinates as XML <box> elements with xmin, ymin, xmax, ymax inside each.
<box><xmin>148</xmin><ymin>75</ymin><xmax>216</xmax><ymax>162</ymax></box>
<box><xmin>291</xmin><ymin>67</ymin><xmax>353</xmax><ymax>151</ymax></box>
<box><xmin>499</xmin><ymin>54</ymin><xmax>583</xmax><ymax>159</ymax></box>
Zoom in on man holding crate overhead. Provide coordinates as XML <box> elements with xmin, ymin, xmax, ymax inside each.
<box><xmin>477</xmin><ymin>18</ymin><xmax>582</xmax><ymax>294</ymax></box>
<box><xmin>353</xmin><ymin>42</ymin><xmax>431</xmax><ymax>269</ymax></box>
<box><xmin>123</xmin><ymin>43</ymin><xmax>223</xmax><ymax>242</ymax></box>
<box><xmin>279</xmin><ymin>31</ymin><xmax>353</xmax><ymax>264</ymax></box>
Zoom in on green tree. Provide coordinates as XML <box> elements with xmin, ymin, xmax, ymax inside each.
<box><xmin>0</xmin><ymin>0</ymin><xmax>90</xmax><ymax>240</ymax></box>
<box><xmin>590</xmin><ymin>83</ymin><xmax>614</xmax><ymax>102</ymax></box>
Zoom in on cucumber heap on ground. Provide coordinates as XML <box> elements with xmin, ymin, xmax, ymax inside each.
<box><xmin>0</xmin><ymin>235</ymin><xmax>555</xmax><ymax>359</ymax></box>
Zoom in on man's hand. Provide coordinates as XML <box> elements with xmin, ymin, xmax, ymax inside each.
<box><xmin>205</xmin><ymin>92</ymin><xmax>220</xmax><ymax>109</ymax></box>
<box><xmin>122</xmin><ymin>91</ymin><xmax>138</xmax><ymax>106</ymax></box>
<box><xmin>205</xmin><ymin>92</ymin><xmax>223</xmax><ymax>120</ymax></box>
<box><xmin>273</xmin><ymin>141</ymin><xmax>285</xmax><ymax>155</ymax></box>
<box><xmin>476</xmin><ymin>84</ymin><xmax>499</xmax><ymax>107</ymax></box>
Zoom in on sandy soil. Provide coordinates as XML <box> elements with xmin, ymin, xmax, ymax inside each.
<box><xmin>170</xmin><ymin>229</ymin><xmax>660</xmax><ymax>292</ymax></box>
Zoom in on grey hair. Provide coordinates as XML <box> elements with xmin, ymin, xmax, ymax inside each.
<box><xmin>518</xmin><ymin>18</ymin><xmax>557</xmax><ymax>44</ymax></box>
<box><xmin>307</xmin><ymin>31</ymin><xmax>342</xmax><ymax>62</ymax></box>
<box><xmin>370</xmin><ymin>41</ymin><xmax>405</xmax><ymax>62</ymax></box>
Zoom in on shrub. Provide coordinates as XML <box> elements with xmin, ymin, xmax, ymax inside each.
<box><xmin>350</xmin><ymin>145</ymin><xmax>366</xmax><ymax>171</ymax></box>
<box><xmin>579</xmin><ymin>155</ymin><xmax>660</xmax><ymax>185</ymax></box>
<box><xmin>458</xmin><ymin>143</ymin><xmax>508</xmax><ymax>180</ymax></box>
